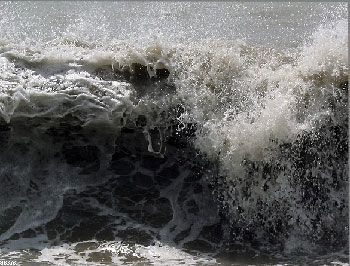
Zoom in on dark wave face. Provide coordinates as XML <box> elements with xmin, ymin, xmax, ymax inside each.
<box><xmin>0</xmin><ymin>2</ymin><xmax>348</xmax><ymax>265</ymax></box>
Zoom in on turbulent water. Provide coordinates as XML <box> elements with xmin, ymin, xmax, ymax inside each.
<box><xmin>0</xmin><ymin>2</ymin><xmax>348</xmax><ymax>265</ymax></box>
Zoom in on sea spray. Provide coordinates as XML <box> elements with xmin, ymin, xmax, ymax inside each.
<box><xmin>0</xmin><ymin>2</ymin><xmax>348</xmax><ymax>265</ymax></box>
<box><xmin>186</xmin><ymin>19</ymin><xmax>348</xmax><ymax>252</ymax></box>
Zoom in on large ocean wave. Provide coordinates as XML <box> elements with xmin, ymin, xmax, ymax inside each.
<box><xmin>0</xmin><ymin>5</ymin><xmax>348</xmax><ymax>264</ymax></box>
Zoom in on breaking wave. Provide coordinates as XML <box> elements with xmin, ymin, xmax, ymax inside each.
<box><xmin>0</xmin><ymin>6</ymin><xmax>348</xmax><ymax>264</ymax></box>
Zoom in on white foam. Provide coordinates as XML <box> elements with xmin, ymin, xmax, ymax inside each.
<box><xmin>33</xmin><ymin>241</ymin><xmax>217</xmax><ymax>266</ymax></box>
<box><xmin>298</xmin><ymin>19</ymin><xmax>348</xmax><ymax>85</ymax></box>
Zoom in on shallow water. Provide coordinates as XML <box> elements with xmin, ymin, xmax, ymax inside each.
<box><xmin>0</xmin><ymin>2</ymin><xmax>348</xmax><ymax>265</ymax></box>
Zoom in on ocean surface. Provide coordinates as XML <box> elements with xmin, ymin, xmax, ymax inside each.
<box><xmin>0</xmin><ymin>2</ymin><xmax>348</xmax><ymax>265</ymax></box>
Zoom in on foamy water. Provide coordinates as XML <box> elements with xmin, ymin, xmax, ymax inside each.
<box><xmin>0</xmin><ymin>2</ymin><xmax>348</xmax><ymax>265</ymax></box>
